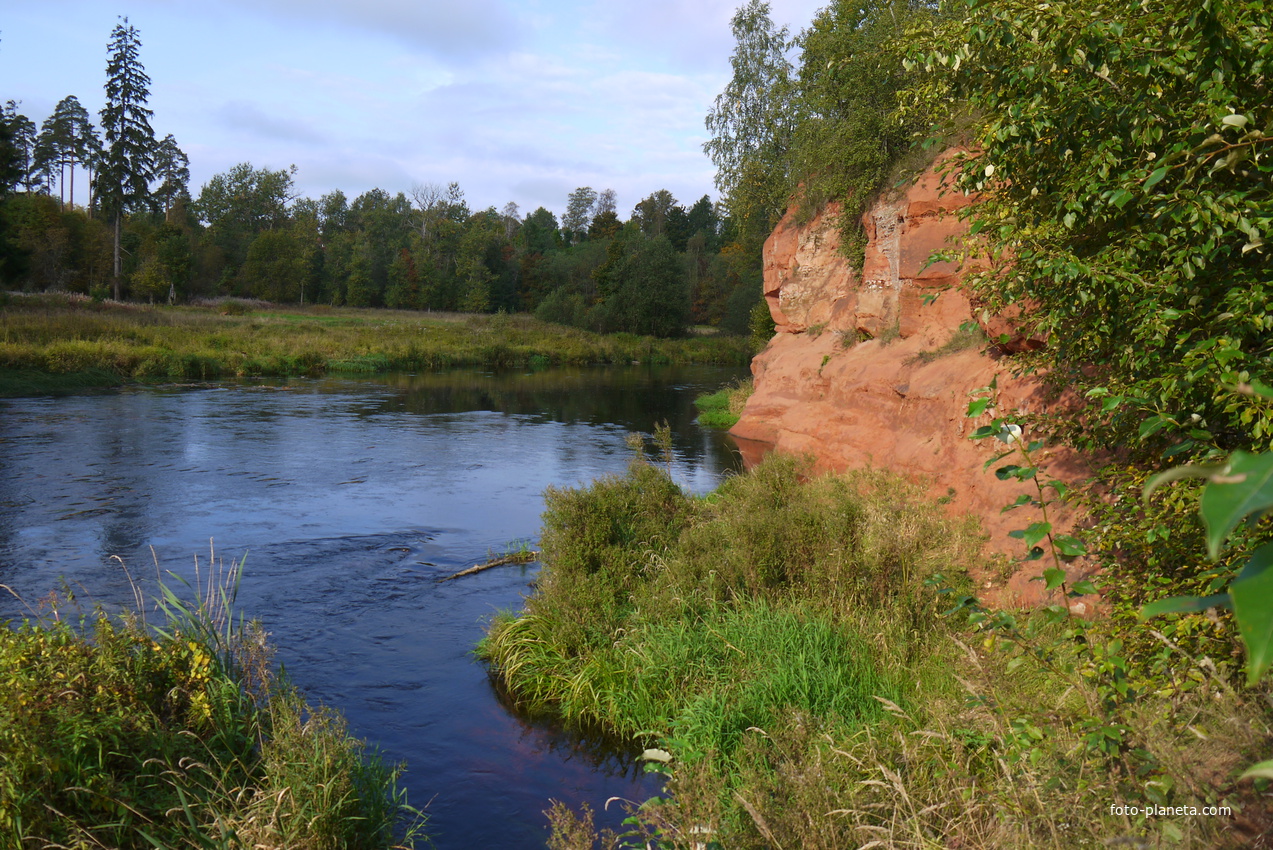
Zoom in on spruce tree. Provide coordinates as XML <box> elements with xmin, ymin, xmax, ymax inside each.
<box><xmin>97</xmin><ymin>17</ymin><xmax>156</xmax><ymax>299</ymax></box>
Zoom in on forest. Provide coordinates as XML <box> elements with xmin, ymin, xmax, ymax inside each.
<box><xmin>0</xmin><ymin>20</ymin><xmax>764</xmax><ymax>340</ymax></box>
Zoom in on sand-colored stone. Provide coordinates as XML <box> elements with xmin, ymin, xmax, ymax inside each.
<box><xmin>735</xmin><ymin>152</ymin><xmax>1091</xmax><ymax>607</ymax></box>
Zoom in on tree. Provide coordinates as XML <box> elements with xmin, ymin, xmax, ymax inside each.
<box><xmin>40</xmin><ymin>96</ymin><xmax>98</xmax><ymax>210</ymax></box>
<box><xmin>194</xmin><ymin>162</ymin><xmax>296</xmax><ymax>278</ymax></box>
<box><xmin>152</xmin><ymin>134</ymin><xmax>190</xmax><ymax>217</ymax></box>
<box><xmin>0</xmin><ymin>111</ymin><xmax>22</xmax><ymax>198</ymax></box>
<box><xmin>501</xmin><ymin>201</ymin><xmax>520</xmax><ymax>241</ymax></box>
<box><xmin>97</xmin><ymin>17</ymin><xmax>157</xmax><ymax>298</ymax></box>
<box><xmin>703</xmin><ymin>0</ymin><xmax>796</xmax><ymax>237</ymax></box>
<box><xmin>410</xmin><ymin>181</ymin><xmax>444</xmax><ymax>240</ymax></box>
<box><xmin>791</xmin><ymin>0</ymin><xmax>931</xmax><ymax>262</ymax></box>
<box><xmin>521</xmin><ymin>207</ymin><xmax>561</xmax><ymax>255</ymax></box>
<box><xmin>632</xmin><ymin>189</ymin><xmax>680</xmax><ymax>239</ymax></box>
<box><xmin>595</xmin><ymin>188</ymin><xmax>618</xmax><ymax>217</ymax></box>
<box><xmin>563</xmin><ymin>186</ymin><xmax>598</xmax><ymax>242</ymax></box>
<box><xmin>608</xmin><ymin>235</ymin><xmax>691</xmax><ymax>337</ymax></box>
<box><xmin>589</xmin><ymin>209</ymin><xmax>621</xmax><ymax>240</ymax></box>
<box><xmin>909</xmin><ymin>0</ymin><xmax>1273</xmax><ymax>454</ymax></box>
<box><xmin>2</xmin><ymin>102</ymin><xmax>37</xmax><ymax>193</ymax></box>
<box><xmin>686</xmin><ymin>195</ymin><xmax>721</xmax><ymax>251</ymax></box>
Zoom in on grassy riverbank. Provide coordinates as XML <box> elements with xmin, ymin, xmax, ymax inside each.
<box><xmin>691</xmin><ymin>377</ymin><xmax>752</xmax><ymax>429</ymax></box>
<box><xmin>0</xmin><ymin>293</ymin><xmax>753</xmax><ymax>396</ymax></box>
<box><xmin>482</xmin><ymin>449</ymin><xmax>1269</xmax><ymax>848</ymax></box>
<box><xmin>0</xmin><ymin>562</ymin><xmax>422</xmax><ymax>848</ymax></box>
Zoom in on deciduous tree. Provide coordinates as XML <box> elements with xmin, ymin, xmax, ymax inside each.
<box><xmin>704</xmin><ymin>0</ymin><xmax>796</xmax><ymax>238</ymax></box>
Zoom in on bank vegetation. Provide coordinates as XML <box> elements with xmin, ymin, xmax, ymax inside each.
<box><xmin>0</xmin><ymin>293</ymin><xmax>753</xmax><ymax>397</ymax></box>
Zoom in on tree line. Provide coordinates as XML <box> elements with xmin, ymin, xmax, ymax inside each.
<box><xmin>0</xmin><ymin>19</ymin><xmax>763</xmax><ymax>338</ymax></box>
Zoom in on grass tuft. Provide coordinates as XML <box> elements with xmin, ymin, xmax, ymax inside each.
<box><xmin>0</xmin><ymin>554</ymin><xmax>424</xmax><ymax>849</ymax></box>
<box><xmin>692</xmin><ymin>377</ymin><xmax>753</xmax><ymax>429</ymax></box>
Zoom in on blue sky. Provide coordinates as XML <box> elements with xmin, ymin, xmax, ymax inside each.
<box><xmin>3</xmin><ymin>0</ymin><xmax>824</xmax><ymax>219</ymax></box>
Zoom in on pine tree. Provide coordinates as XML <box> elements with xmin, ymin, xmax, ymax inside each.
<box><xmin>152</xmin><ymin>134</ymin><xmax>189</xmax><ymax>217</ymax></box>
<box><xmin>97</xmin><ymin>17</ymin><xmax>157</xmax><ymax>298</ymax></box>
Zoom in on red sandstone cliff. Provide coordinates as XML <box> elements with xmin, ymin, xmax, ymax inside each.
<box><xmin>731</xmin><ymin>153</ymin><xmax>1091</xmax><ymax>606</ymax></box>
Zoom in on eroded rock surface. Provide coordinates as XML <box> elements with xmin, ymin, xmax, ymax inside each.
<box><xmin>733</xmin><ymin>154</ymin><xmax>1090</xmax><ymax>606</ymax></box>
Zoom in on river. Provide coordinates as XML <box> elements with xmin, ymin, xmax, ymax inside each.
<box><xmin>0</xmin><ymin>365</ymin><xmax>747</xmax><ymax>848</ymax></box>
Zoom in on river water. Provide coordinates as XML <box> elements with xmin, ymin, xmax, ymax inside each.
<box><xmin>0</xmin><ymin>365</ymin><xmax>747</xmax><ymax>848</ymax></box>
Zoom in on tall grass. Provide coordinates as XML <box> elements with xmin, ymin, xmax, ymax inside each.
<box><xmin>482</xmin><ymin>452</ymin><xmax>982</xmax><ymax>839</ymax></box>
<box><xmin>0</xmin><ymin>553</ymin><xmax>423</xmax><ymax>849</ymax></box>
<box><xmin>0</xmin><ymin>295</ymin><xmax>752</xmax><ymax>395</ymax></box>
<box><xmin>483</xmin><ymin>451</ymin><xmax>1269</xmax><ymax>848</ymax></box>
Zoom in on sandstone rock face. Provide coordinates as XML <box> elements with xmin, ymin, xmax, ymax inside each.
<box><xmin>734</xmin><ymin>153</ymin><xmax>1089</xmax><ymax>607</ymax></box>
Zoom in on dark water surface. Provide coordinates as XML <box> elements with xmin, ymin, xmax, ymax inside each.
<box><xmin>0</xmin><ymin>365</ymin><xmax>747</xmax><ymax>848</ymax></box>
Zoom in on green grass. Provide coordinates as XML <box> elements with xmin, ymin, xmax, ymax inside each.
<box><xmin>0</xmin><ymin>559</ymin><xmax>423</xmax><ymax>849</ymax></box>
<box><xmin>0</xmin><ymin>294</ymin><xmax>752</xmax><ymax>395</ymax></box>
<box><xmin>692</xmin><ymin>377</ymin><xmax>753</xmax><ymax>429</ymax></box>
<box><xmin>483</xmin><ymin>451</ymin><xmax>1270</xmax><ymax>849</ymax></box>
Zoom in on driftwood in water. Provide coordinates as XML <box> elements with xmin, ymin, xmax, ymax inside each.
<box><xmin>440</xmin><ymin>550</ymin><xmax>540</xmax><ymax>581</ymax></box>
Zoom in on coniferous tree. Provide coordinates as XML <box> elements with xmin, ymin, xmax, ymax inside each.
<box><xmin>2</xmin><ymin>102</ymin><xmax>38</xmax><ymax>193</ymax></box>
<box><xmin>44</xmin><ymin>96</ymin><xmax>97</xmax><ymax>209</ymax></box>
<box><xmin>97</xmin><ymin>17</ymin><xmax>157</xmax><ymax>298</ymax></box>
<box><xmin>152</xmin><ymin>134</ymin><xmax>190</xmax><ymax>217</ymax></box>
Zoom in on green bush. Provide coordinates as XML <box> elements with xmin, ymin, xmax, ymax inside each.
<box><xmin>0</xmin><ymin>571</ymin><xmax>422</xmax><ymax>849</ymax></box>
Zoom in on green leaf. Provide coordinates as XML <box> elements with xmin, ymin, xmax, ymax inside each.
<box><xmin>967</xmin><ymin>397</ymin><xmax>993</xmax><ymax>417</ymax></box>
<box><xmin>970</xmin><ymin>425</ymin><xmax>999</xmax><ymax>440</ymax></box>
<box><xmin>1054</xmin><ymin>535</ymin><xmax>1086</xmax><ymax>557</ymax></box>
<box><xmin>1144</xmin><ymin>166</ymin><xmax>1169</xmax><ymax>189</ymax></box>
<box><xmin>1231</xmin><ymin>543</ymin><xmax>1273</xmax><ymax>684</ymax></box>
<box><xmin>1002</xmin><ymin>493</ymin><xmax>1035</xmax><ymax>512</ymax></box>
<box><xmin>1248</xmin><ymin>379</ymin><xmax>1273</xmax><ymax>399</ymax></box>
<box><xmin>1070</xmin><ymin>579</ymin><xmax>1098</xmax><ymax>595</ymax></box>
<box><xmin>1110</xmin><ymin>188</ymin><xmax>1135</xmax><ymax>209</ymax></box>
<box><xmin>995</xmin><ymin>464</ymin><xmax>1022</xmax><ymax>481</ymax></box>
<box><xmin>1043</xmin><ymin>566</ymin><xmax>1067</xmax><ymax>590</ymax></box>
<box><xmin>1140</xmin><ymin>593</ymin><xmax>1231</xmax><ymax>619</ymax></box>
<box><xmin>1200</xmin><ymin>452</ymin><xmax>1273</xmax><ymax>560</ymax></box>
<box><xmin>1142</xmin><ymin>463</ymin><xmax>1220</xmax><ymax>500</ymax></box>
<box><xmin>1023</xmin><ymin>521</ymin><xmax>1051</xmax><ymax>548</ymax></box>
<box><xmin>1239</xmin><ymin>760</ymin><xmax>1273</xmax><ymax>781</ymax></box>
<box><xmin>1138</xmin><ymin>415</ymin><xmax>1168</xmax><ymax>440</ymax></box>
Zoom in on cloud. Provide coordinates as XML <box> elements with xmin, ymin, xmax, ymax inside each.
<box><xmin>223</xmin><ymin>0</ymin><xmax>521</xmax><ymax>60</ymax></box>
<box><xmin>216</xmin><ymin>101</ymin><xmax>327</xmax><ymax>146</ymax></box>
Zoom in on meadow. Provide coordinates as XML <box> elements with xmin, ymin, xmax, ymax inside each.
<box><xmin>0</xmin><ymin>293</ymin><xmax>753</xmax><ymax>396</ymax></box>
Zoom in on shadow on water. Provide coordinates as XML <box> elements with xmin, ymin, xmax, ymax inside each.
<box><xmin>0</xmin><ymin>364</ymin><xmax>744</xmax><ymax>848</ymax></box>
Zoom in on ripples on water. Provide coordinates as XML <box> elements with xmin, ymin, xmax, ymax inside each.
<box><xmin>0</xmin><ymin>366</ymin><xmax>745</xmax><ymax>848</ymax></box>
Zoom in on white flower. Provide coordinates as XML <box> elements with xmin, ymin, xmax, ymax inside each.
<box><xmin>997</xmin><ymin>423</ymin><xmax>1023</xmax><ymax>444</ymax></box>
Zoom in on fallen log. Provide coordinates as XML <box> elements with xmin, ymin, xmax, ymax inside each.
<box><xmin>440</xmin><ymin>549</ymin><xmax>540</xmax><ymax>581</ymax></box>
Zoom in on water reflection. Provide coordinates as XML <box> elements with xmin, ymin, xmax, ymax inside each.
<box><xmin>0</xmin><ymin>364</ymin><xmax>746</xmax><ymax>848</ymax></box>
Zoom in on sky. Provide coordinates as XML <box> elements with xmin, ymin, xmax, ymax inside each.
<box><xmin>3</xmin><ymin>0</ymin><xmax>826</xmax><ymax>221</ymax></box>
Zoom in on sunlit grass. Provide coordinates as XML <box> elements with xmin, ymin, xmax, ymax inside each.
<box><xmin>692</xmin><ymin>377</ymin><xmax>753</xmax><ymax>428</ymax></box>
<box><xmin>0</xmin><ymin>294</ymin><xmax>752</xmax><ymax>395</ymax></box>
<box><xmin>0</xmin><ymin>555</ymin><xmax>424</xmax><ymax>849</ymax></box>
<box><xmin>484</xmin><ymin>451</ymin><xmax>1267</xmax><ymax>849</ymax></box>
